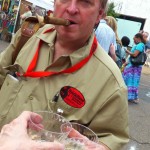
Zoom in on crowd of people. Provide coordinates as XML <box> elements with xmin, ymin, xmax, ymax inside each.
<box><xmin>0</xmin><ymin>0</ymin><xmax>150</xmax><ymax>149</ymax></box>
<box><xmin>96</xmin><ymin>14</ymin><xmax>150</xmax><ymax>104</ymax></box>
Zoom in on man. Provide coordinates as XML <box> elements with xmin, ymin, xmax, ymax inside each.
<box><xmin>95</xmin><ymin>9</ymin><xmax>117</xmax><ymax>62</ymax></box>
<box><xmin>143</xmin><ymin>31</ymin><xmax>150</xmax><ymax>67</ymax></box>
<box><xmin>0</xmin><ymin>0</ymin><xmax>129</xmax><ymax>149</ymax></box>
<box><xmin>95</xmin><ymin>17</ymin><xmax>117</xmax><ymax>62</ymax></box>
<box><xmin>142</xmin><ymin>31</ymin><xmax>150</xmax><ymax>50</ymax></box>
<box><xmin>20</xmin><ymin>5</ymin><xmax>32</xmax><ymax>24</ymax></box>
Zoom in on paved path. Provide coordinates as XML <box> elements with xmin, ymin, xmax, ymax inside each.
<box><xmin>123</xmin><ymin>67</ymin><xmax>150</xmax><ymax>150</ymax></box>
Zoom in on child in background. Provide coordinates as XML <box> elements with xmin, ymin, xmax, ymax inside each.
<box><xmin>121</xmin><ymin>36</ymin><xmax>130</xmax><ymax>72</ymax></box>
<box><xmin>121</xmin><ymin>36</ymin><xmax>130</xmax><ymax>63</ymax></box>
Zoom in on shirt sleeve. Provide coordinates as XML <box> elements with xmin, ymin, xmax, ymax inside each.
<box><xmin>0</xmin><ymin>29</ymin><xmax>22</xmax><ymax>88</ymax></box>
<box><xmin>136</xmin><ymin>43</ymin><xmax>145</xmax><ymax>52</ymax></box>
<box><xmin>88</xmin><ymin>86</ymin><xmax>129</xmax><ymax>150</ymax></box>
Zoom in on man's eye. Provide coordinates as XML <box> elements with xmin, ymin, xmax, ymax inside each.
<box><xmin>81</xmin><ymin>0</ymin><xmax>92</xmax><ymax>4</ymax></box>
<box><xmin>59</xmin><ymin>0</ymin><xmax>69</xmax><ymax>3</ymax></box>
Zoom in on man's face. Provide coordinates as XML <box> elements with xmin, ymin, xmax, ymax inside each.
<box><xmin>25</xmin><ymin>6</ymin><xmax>29</xmax><ymax>11</ymax></box>
<box><xmin>53</xmin><ymin>0</ymin><xmax>103</xmax><ymax>41</ymax></box>
<box><xmin>143</xmin><ymin>32</ymin><xmax>148</xmax><ymax>41</ymax></box>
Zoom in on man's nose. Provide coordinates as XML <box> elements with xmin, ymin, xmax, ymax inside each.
<box><xmin>66</xmin><ymin>1</ymin><xmax>79</xmax><ymax>15</ymax></box>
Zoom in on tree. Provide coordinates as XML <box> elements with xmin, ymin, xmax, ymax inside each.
<box><xmin>107</xmin><ymin>2</ymin><xmax>119</xmax><ymax>18</ymax></box>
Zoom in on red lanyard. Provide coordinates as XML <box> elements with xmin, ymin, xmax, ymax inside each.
<box><xmin>17</xmin><ymin>29</ymin><xmax>97</xmax><ymax>78</ymax></box>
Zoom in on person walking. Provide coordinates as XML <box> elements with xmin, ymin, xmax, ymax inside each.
<box><xmin>122</xmin><ymin>33</ymin><xmax>145</xmax><ymax>104</ymax></box>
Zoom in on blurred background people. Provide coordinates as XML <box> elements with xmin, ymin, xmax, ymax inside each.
<box><xmin>2</xmin><ymin>1</ymin><xmax>9</xmax><ymax>12</ymax></box>
<box><xmin>105</xmin><ymin>16</ymin><xmax>122</xmax><ymax>68</ymax></box>
<box><xmin>121</xmin><ymin>36</ymin><xmax>130</xmax><ymax>64</ymax></box>
<box><xmin>47</xmin><ymin>10</ymin><xmax>53</xmax><ymax>17</ymax></box>
<box><xmin>20</xmin><ymin>5</ymin><xmax>32</xmax><ymax>25</ymax></box>
<box><xmin>95</xmin><ymin>8</ymin><xmax>117</xmax><ymax>63</ymax></box>
<box><xmin>142</xmin><ymin>31</ymin><xmax>150</xmax><ymax>67</ymax></box>
<box><xmin>122</xmin><ymin>33</ymin><xmax>145</xmax><ymax>104</ymax></box>
<box><xmin>142</xmin><ymin>31</ymin><xmax>150</xmax><ymax>50</ymax></box>
<box><xmin>95</xmin><ymin>11</ymin><xmax>116</xmax><ymax>53</ymax></box>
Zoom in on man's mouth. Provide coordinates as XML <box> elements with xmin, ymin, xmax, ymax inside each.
<box><xmin>67</xmin><ymin>19</ymin><xmax>77</xmax><ymax>25</ymax></box>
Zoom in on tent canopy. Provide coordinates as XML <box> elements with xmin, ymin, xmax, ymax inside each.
<box><xmin>26</xmin><ymin>0</ymin><xmax>54</xmax><ymax>10</ymax></box>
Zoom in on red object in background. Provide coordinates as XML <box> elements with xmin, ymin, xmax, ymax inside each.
<box><xmin>47</xmin><ymin>10</ymin><xmax>53</xmax><ymax>16</ymax></box>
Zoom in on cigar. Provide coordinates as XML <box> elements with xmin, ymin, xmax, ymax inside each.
<box><xmin>44</xmin><ymin>16</ymin><xmax>70</xmax><ymax>26</ymax></box>
<box><xmin>36</xmin><ymin>14</ymin><xmax>70</xmax><ymax>26</ymax></box>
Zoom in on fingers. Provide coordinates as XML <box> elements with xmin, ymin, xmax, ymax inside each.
<box><xmin>68</xmin><ymin>128</ymin><xmax>88</xmax><ymax>140</ymax></box>
<box><xmin>0</xmin><ymin>111</ymin><xmax>44</xmax><ymax>138</ymax></box>
<box><xmin>31</xmin><ymin>141</ymin><xmax>64</xmax><ymax>150</ymax></box>
<box><xmin>9</xmin><ymin>111</ymin><xmax>43</xmax><ymax>130</ymax></box>
<box><xmin>0</xmin><ymin>124</ymin><xmax>14</xmax><ymax>136</ymax></box>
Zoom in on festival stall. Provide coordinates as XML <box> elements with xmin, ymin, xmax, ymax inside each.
<box><xmin>0</xmin><ymin>0</ymin><xmax>20</xmax><ymax>42</ymax></box>
<box><xmin>0</xmin><ymin>0</ymin><xmax>54</xmax><ymax>42</ymax></box>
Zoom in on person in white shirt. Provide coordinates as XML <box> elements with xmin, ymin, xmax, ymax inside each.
<box><xmin>20</xmin><ymin>5</ymin><xmax>32</xmax><ymax>24</ymax></box>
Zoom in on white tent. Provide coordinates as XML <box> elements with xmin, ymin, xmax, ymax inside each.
<box><xmin>25</xmin><ymin>0</ymin><xmax>54</xmax><ymax>10</ymax></box>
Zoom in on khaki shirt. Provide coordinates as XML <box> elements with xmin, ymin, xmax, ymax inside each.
<box><xmin>0</xmin><ymin>25</ymin><xmax>129</xmax><ymax>150</ymax></box>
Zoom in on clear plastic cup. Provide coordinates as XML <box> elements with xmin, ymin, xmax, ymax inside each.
<box><xmin>28</xmin><ymin>111</ymin><xmax>72</xmax><ymax>142</ymax></box>
<box><xmin>65</xmin><ymin>122</ymin><xmax>99</xmax><ymax>149</ymax></box>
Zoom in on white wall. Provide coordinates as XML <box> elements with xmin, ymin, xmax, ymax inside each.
<box><xmin>26</xmin><ymin>0</ymin><xmax>54</xmax><ymax>10</ymax></box>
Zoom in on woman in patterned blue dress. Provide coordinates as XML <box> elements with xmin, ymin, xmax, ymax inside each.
<box><xmin>122</xmin><ymin>33</ymin><xmax>145</xmax><ymax>104</ymax></box>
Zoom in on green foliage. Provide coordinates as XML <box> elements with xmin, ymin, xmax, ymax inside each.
<box><xmin>107</xmin><ymin>2</ymin><xmax>120</xmax><ymax>18</ymax></box>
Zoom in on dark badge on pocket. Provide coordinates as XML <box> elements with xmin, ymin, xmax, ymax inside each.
<box><xmin>60</xmin><ymin>86</ymin><xmax>85</xmax><ymax>108</ymax></box>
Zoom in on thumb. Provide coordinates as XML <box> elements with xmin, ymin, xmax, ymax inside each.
<box><xmin>30</xmin><ymin>140</ymin><xmax>64</xmax><ymax>150</ymax></box>
<box><xmin>68</xmin><ymin>128</ymin><xmax>88</xmax><ymax>140</ymax></box>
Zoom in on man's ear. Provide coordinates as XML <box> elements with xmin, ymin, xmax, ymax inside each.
<box><xmin>95</xmin><ymin>9</ymin><xmax>104</xmax><ymax>24</ymax></box>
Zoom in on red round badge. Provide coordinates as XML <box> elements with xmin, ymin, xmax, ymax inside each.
<box><xmin>60</xmin><ymin>86</ymin><xmax>85</xmax><ymax>108</ymax></box>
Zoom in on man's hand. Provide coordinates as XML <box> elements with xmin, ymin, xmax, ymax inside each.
<box><xmin>0</xmin><ymin>111</ymin><xmax>64</xmax><ymax>150</ymax></box>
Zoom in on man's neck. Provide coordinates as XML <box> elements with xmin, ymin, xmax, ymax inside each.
<box><xmin>52</xmin><ymin>36</ymin><xmax>89</xmax><ymax>62</ymax></box>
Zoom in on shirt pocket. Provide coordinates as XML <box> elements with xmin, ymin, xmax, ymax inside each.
<box><xmin>0</xmin><ymin>74</ymin><xmax>23</xmax><ymax>119</ymax></box>
<box><xmin>51</xmin><ymin>96</ymin><xmax>78</xmax><ymax>116</ymax></box>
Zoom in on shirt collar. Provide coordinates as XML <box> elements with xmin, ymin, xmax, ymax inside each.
<box><xmin>100</xmin><ymin>19</ymin><xmax>107</xmax><ymax>24</ymax></box>
<box><xmin>36</xmin><ymin>26</ymin><xmax>96</xmax><ymax>66</ymax></box>
<box><xmin>36</xmin><ymin>25</ymin><xmax>56</xmax><ymax>46</ymax></box>
<box><xmin>69</xmin><ymin>33</ymin><xmax>95</xmax><ymax>66</ymax></box>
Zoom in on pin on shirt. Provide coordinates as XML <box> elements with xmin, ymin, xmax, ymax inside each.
<box><xmin>52</xmin><ymin>86</ymin><xmax>86</xmax><ymax>107</ymax></box>
<box><xmin>52</xmin><ymin>86</ymin><xmax>85</xmax><ymax>116</ymax></box>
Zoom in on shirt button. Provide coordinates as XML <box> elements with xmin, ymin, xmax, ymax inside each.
<box><xmin>29</xmin><ymin>96</ymin><xmax>33</xmax><ymax>100</ymax></box>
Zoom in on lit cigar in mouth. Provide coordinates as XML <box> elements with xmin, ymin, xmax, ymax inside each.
<box><xmin>36</xmin><ymin>14</ymin><xmax>70</xmax><ymax>26</ymax></box>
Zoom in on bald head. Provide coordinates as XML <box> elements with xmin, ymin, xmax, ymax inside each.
<box><xmin>143</xmin><ymin>31</ymin><xmax>149</xmax><ymax>42</ymax></box>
